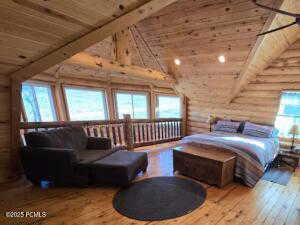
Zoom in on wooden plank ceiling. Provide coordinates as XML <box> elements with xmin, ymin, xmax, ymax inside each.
<box><xmin>1</xmin><ymin>0</ymin><xmax>299</xmax><ymax>93</ymax></box>
<box><xmin>228</xmin><ymin>0</ymin><xmax>300</xmax><ymax>103</ymax></box>
<box><xmin>0</xmin><ymin>0</ymin><xmax>149</xmax><ymax>74</ymax></box>
<box><xmin>134</xmin><ymin>0</ymin><xmax>298</xmax><ymax>99</ymax></box>
<box><xmin>0</xmin><ymin>0</ymin><xmax>178</xmax><ymax>86</ymax></box>
<box><xmin>47</xmin><ymin>0</ymin><xmax>298</xmax><ymax>93</ymax></box>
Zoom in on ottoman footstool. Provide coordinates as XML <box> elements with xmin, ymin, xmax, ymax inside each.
<box><xmin>90</xmin><ymin>151</ymin><xmax>148</xmax><ymax>186</ymax></box>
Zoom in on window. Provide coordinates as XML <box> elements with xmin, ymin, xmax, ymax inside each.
<box><xmin>64</xmin><ymin>87</ymin><xmax>108</xmax><ymax>121</ymax></box>
<box><xmin>275</xmin><ymin>91</ymin><xmax>300</xmax><ymax>138</ymax></box>
<box><xmin>22</xmin><ymin>83</ymin><xmax>57</xmax><ymax>122</ymax></box>
<box><xmin>115</xmin><ymin>91</ymin><xmax>149</xmax><ymax>119</ymax></box>
<box><xmin>156</xmin><ymin>95</ymin><xmax>181</xmax><ymax>118</ymax></box>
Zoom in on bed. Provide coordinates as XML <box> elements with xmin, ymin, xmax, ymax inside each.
<box><xmin>180</xmin><ymin>129</ymin><xmax>280</xmax><ymax>187</ymax></box>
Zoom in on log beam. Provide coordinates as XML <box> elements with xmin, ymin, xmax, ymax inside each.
<box><xmin>9</xmin><ymin>0</ymin><xmax>178</xmax><ymax>82</ymax></box>
<box><xmin>65</xmin><ymin>53</ymin><xmax>176</xmax><ymax>83</ymax></box>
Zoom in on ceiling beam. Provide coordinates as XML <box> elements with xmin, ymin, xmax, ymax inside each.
<box><xmin>228</xmin><ymin>0</ymin><xmax>300</xmax><ymax>103</ymax></box>
<box><xmin>65</xmin><ymin>53</ymin><xmax>176</xmax><ymax>83</ymax></box>
<box><xmin>9</xmin><ymin>0</ymin><xmax>178</xmax><ymax>82</ymax></box>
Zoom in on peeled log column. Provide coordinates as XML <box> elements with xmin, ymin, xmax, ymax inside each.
<box><xmin>115</xmin><ymin>28</ymin><xmax>132</xmax><ymax>65</ymax></box>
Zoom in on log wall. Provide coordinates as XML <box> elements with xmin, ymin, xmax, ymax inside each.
<box><xmin>186</xmin><ymin>40</ymin><xmax>300</xmax><ymax>142</ymax></box>
<box><xmin>0</xmin><ymin>76</ymin><xmax>12</xmax><ymax>183</ymax></box>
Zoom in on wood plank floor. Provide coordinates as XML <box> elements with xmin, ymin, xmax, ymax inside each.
<box><xmin>0</xmin><ymin>141</ymin><xmax>299</xmax><ymax>225</ymax></box>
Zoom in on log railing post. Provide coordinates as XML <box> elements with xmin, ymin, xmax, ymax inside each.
<box><xmin>181</xmin><ymin>95</ymin><xmax>188</xmax><ymax>137</ymax></box>
<box><xmin>123</xmin><ymin>114</ymin><xmax>134</xmax><ymax>151</ymax></box>
<box><xmin>10</xmin><ymin>79</ymin><xmax>22</xmax><ymax>181</ymax></box>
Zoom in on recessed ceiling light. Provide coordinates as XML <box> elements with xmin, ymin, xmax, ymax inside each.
<box><xmin>218</xmin><ymin>55</ymin><xmax>226</xmax><ymax>63</ymax></box>
<box><xmin>174</xmin><ymin>58</ymin><xmax>181</xmax><ymax>65</ymax></box>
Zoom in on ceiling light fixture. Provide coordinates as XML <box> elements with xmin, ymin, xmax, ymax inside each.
<box><xmin>174</xmin><ymin>58</ymin><xmax>181</xmax><ymax>65</ymax></box>
<box><xmin>218</xmin><ymin>55</ymin><xmax>226</xmax><ymax>63</ymax></box>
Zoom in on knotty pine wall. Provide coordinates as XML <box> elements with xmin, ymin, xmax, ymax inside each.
<box><xmin>0</xmin><ymin>76</ymin><xmax>12</xmax><ymax>183</ymax></box>
<box><xmin>186</xmin><ymin>39</ymin><xmax>300</xmax><ymax>141</ymax></box>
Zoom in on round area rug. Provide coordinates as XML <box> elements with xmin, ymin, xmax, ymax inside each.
<box><xmin>113</xmin><ymin>176</ymin><xmax>207</xmax><ymax>221</ymax></box>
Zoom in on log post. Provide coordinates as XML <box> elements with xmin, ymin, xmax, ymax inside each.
<box><xmin>115</xmin><ymin>28</ymin><xmax>132</xmax><ymax>65</ymax></box>
<box><xmin>53</xmin><ymin>82</ymin><xmax>67</xmax><ymax>121</ymax></box>
<box><xmin>123</xmin><ymin>114</ymin><xmax>134</xmax><ymax>151</ymax></box>
<box><xmin>10</xmin><ymin>79</ymin><xmax>22</xmax><ymax>181</ymax></box>
<box><xmin>150</xmin><ymin>85</ymin><xmax>156</xmax><ymax>119</ymax></box>
<box><xmin>106</xmin><ymin>86</ymin><xmax>116</xmax><ymax>120</ymax></box>
<box><xmin>181</xmin><ymin>95</ymin><xmax>188</xmax><ymax>137</ymax></box>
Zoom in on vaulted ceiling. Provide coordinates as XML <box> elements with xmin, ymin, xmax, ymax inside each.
<box><xmin>133</xmin><ymin>0</ymin><xmax>299</xmax><ymax>101</ymax></box>
<box><xmin>0</xmin><ymin>0</ymin><xmax>150</xmax><ymax>74</ymax></box>
<box><xmin>0</xmin><ymin>0</ymin><xmax>299</xmax><ymax>95</ymax></box>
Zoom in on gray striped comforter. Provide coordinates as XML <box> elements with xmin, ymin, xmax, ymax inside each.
<box><xmin>181</xmin><ymin>131</ymin><xmax>279</xmax><ymax>187</ymax></box>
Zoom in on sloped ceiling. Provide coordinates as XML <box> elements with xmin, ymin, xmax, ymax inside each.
<box><xmin>135</xmin><ymin>0</ymin><xmax>281</xmax><ymax>100</ymax></box>
<box><xmin>44</xmin><ymin>0</ymin><xmax>279</xmax><ymax>90</ymax></box>
<box><xmin>1</xmin><ymin>0</ymin><xmax>299</xmax><ymax>93</ymax></box>
<box><xmin>49</xmin><ymin>0</ymin><xmax>296</xmax><ymax>96</ymax></box>
<box><xmin>0</xmin><ymin>0</ymin><xmax>152</xmax><ymax>76</ymax></box>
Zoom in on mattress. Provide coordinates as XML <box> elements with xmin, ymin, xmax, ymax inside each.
<box><xmin>181</xmin><ymin>131</ymin><xmax>280</xmax><ymax>187</ymax></box>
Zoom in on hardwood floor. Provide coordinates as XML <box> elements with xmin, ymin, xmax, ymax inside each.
<box><xmin>0</xmin><ymin>141</ymin><xmax>299</xmax><ymax>225</ymax></box>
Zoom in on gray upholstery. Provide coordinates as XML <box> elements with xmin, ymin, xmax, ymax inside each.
<box><xmin>90</xmin><ymin>151</ymin><xmax>148</xmax><ymax>186</ymax></box>
<box><xmin>21</xmin><ymin>126</ymin><xmax>148</xmax><ymax>187</ymax></box>
<box><xmin>77</xmin><ymin>149</ymin><xmax>117</xmax><ymax>164</ymax></box>
<box><xmin>20</xmin><ymin>147</ymin><xmax>86</xmax><ymax>186</ymax></box>
<box><xmin>25</xmin><ymin>127</ymin><xmax>88</xmax><ymax>150</ymax></box>
<box><xmin>87</xmin><ymin>137</ymin><xmax>112</xmax><ymax>150</ymax></box>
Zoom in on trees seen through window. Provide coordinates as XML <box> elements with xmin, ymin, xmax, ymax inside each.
<box><xmin>22</xmin><ymin>83</ymin><xmax>57</xmax><ymax>122</ymax></box>
<box><xmin>64</xmin><ymin>87</ymin><xmax>108</xmax><ymax>121</ymax></box>
<box><xmin>115</xmin><ymin>92</ymin><xmax>149</xmax><ymax>119</ymax></box>
<box><xmin>156</xmin><ymin>95</ymin><xmax>181</xmax><ymax>118</ymax></box>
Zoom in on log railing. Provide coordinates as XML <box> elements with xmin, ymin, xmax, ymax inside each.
<box><xmin>20</xmin><ymin>115</ymin><xmax>183</xmax><ymax>150</ymax></box>
<box><xmin>132</xmin><ymin>119</ymin><xmax>182</xmax><ymax>147</ymax></box>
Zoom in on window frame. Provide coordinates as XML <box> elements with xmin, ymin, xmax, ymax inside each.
<box><xmin>114</xmin><ymin>90</ymin><xmax>150</xmax><ymax>119</ymax></box>
<box><xmin>277</xmin><ymin>90</ymin><xmax>300</xmax><ymax>116</ymax></box>
<box><xmin>275</xmin><ymin>90</ymin><xmax>300</xmax><ymax>138</ymax></box>
<box><xmin>155</xmin><ymin>93</ymin><xmax>182</xmax><ymax>119</ymax></box>
<box><xmin>21</xmin><ymin>81</ymin><xmax>58</xmax><ymax>122</ymax></box>
<box><xmin>62</xmin><ymin>85</ymin><xmax>109</xmax><ymax>121</ymax></box>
